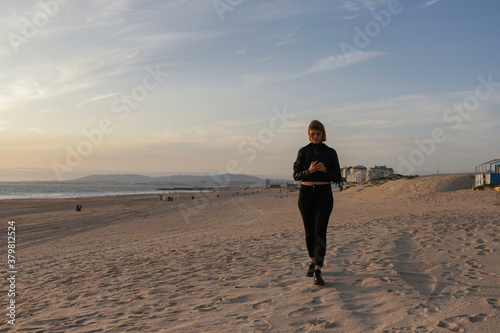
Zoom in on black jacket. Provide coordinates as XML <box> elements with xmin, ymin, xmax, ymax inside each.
<box><xmin>293</xmin><ymin>142</ymin><xmax>343</xmax><ymax>184</ymax></box>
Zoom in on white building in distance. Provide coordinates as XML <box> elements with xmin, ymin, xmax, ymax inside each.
<box><xmin>343</xmin><ymin>165</ymin><xmax>394</xmax><ymax>184</ymax></box>
<box><xmin>343</xmin><ymin>165</ymin><xmax>367</xmax><ymax>184</ymax></box>
<box><xmin>367</xmin><ymin>165</ymin><xmax>394</xmax><ymax>181</ymax></box>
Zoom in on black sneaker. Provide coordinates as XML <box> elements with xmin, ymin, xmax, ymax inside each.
<box><xmin>306</xmin><ymin>262</ymin><xmax>315</xmax><ymax>277</ymax></box>
<box><xmin>313</xmin><ymin>270</ymin><xmax>324</xmax><ymax>286</ymax></box>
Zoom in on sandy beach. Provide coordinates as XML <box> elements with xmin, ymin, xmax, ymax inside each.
<box><xmin>1</xmin><ymin>173</ymin><xmax>499</xmax><ymax>332</ymax></box>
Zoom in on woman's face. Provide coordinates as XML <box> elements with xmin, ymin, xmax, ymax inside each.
<box><xmin>309</xmin><ymin>129</ymin><xmax>323</xmax><ymax>144</ymax></box>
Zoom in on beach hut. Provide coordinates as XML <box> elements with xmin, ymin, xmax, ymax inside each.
<box><xmin>475</xmin><ymin>159</ymin><xmax>500</xmax><ymax>187</ymax></box>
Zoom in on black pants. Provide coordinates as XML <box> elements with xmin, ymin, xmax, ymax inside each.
<box><xmin>298</xmin><ymin>184</ymin><xmax>333</xmax><ymax>267</ymax></box>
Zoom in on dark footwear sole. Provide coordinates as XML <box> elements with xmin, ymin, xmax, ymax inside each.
<box><xmin>306</xmin><ymin>263</ymin><xmax>315</xmax><ymax>277</ymax></box>
<box><xmin>313</xmin><ymin>269</ymin><xmax>324</xmax><ymax>285</ymax></box>
<box><xmin>313</xmin><ymin>278</ymin><xmax>325</xmax><ymax>286</ymax></box>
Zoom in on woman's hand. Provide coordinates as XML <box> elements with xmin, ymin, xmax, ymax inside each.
<box><xmin>316</xmin><ymin>162</ymin><xmax>326</xmax><ymax>173</ymax></box>
<box><xmin>308</xmin><ymin>161</ymin><xmax>319</xmax><ymax>174</ymax></box>
<box><xmin>309</xmin><ymin>161</ymin><xmax>326</xmax><ymax>173</ymax></box>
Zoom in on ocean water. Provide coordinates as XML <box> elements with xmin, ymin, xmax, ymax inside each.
<box><xmin>0</xmin><ymin>182</ymin><xmax>197</xmax><ymax>200</ymax></box>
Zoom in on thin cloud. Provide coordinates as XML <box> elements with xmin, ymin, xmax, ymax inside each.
<box><xmin>423</xmin><ymin>0</ymin><xmax>444</xmax><ymax>7</ymax></box>
<box><xmin>125</xmin><ymin>30</ymin><xmax>230</xmax><ymax>45</ymax></box>
<box><xmin>240</xmin><ymin>51</ymin><xmax>385</xmax><ymax>85</ymax></box>
<box><xmin>273</xmin><ymin>33</ymin><xmax>300</xmax><ymax>47</ymax></box>
<box><xmin>83</xmin><ymin>0</ymin><xmax>133</xmax><ymax>25</ymax></box>
<box><xmin>76</xmin><ymin>92</ymin><xmax>119</xmax><ymax>107</ymax></box>
<box><xmin>0</xmin><ymin>49</ymin><xmax>139</xmax><ymax>112</ymax></box>
<box><xmin>303</xmin><ymin>51</ymin><xmax>385</xmax><ymax>75</ymax></box>
<box><xmin>238</xmin><ymin>1</ymin><xmax>331</xmax><ymax>22</ymax></box>
<box><xmin>336</xmin><ymin>0</ymin><xmax>389</xmax><ymax>12</ymax></box>
<box><xmin>234</xmin><ymin>49</ymin><xmax>247</xmax><ymax>55</ymax></box>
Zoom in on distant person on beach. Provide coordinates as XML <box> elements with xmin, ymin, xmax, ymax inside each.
<box><xmin>293</xmin><ymin>120</ymin><xmax>343</xmax><ymax>286</ymax></box>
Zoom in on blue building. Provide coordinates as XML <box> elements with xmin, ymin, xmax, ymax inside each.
<box><xmin>475</xmin><ymin>159</ymin><xmax>500</xmax><ymax>187</ymax></box>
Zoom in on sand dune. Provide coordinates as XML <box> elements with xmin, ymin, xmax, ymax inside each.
<box><xmin>0</xmin><ymin>174</ymin><xmax>498</xmax><ymax>332</ymax></box>
<box><xmin>343</xmin><ymin>174</ymin><xmax>476</xmax><ymax>202</ymax></box>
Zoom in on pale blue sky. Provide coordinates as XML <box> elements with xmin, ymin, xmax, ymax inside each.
<box><xmin>1</xmin><ymin>0</ymin><xmax>499</xmax><ymax>181</ymax></box>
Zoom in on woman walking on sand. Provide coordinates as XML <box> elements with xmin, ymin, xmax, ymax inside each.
<box><xmin>293</xmin><ymin>120</ymin><xmax>343</xmax><ymax>286</ymax></box>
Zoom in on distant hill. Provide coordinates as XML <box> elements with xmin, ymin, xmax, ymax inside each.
<box><xmin>72</xmin><ymin>174</ymin><xmax>156</xmax><ymax>183</ymax></box>
<box><xmin>69</xmin><ymin>173</ymin><xmax>264</xmax><ymax>186</ymax></box>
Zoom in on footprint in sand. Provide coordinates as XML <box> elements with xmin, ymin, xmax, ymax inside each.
<box><xmin>465</xmin><ymin>258</ymin><xmax>482</xmax><ymax>269</ymax></box>
<box><xmin>468</xmin><ymin>313</ymin><xmax>491</xmax><ymax>323</ymax></box>
<box><xmin>487</xmin><ymin>298</ymin><xmax>500</xmax><ymax>310</ymax></box>
<box><xmin>306</xmin><ymin>318</ymin><xmax>339</xmax><ymax>329</ymax></box>
<box><xmin>437</xmin><ymin>319</ymin><xmax>464</xmax><ymax>332</ymax></box>
<box><xmin>407</xmin><ymin>301</ymin><xmax>440</xmax><ymax>315</ymax></box>
<box><xmin>249</xmin><ymin>319</ymin><xmax>272</xmax><ymax>331</ymax></box>
<box><xmin>192</xmin><ymin>303</ymin><xmax>217</xmax><ymax>312</ymax></box>
<box><xmin>453</xmin><ymin>289</ymin><xmax>469</xmax><ymax>298</ymax></box>
<box><xmin>480</xmin><ymin>271</ymin><xmax>500</xmax><ymax>278</ymax></box>
<box><xmin>464</xmin><ymin>268</ymin><xmax>483</xmax><ymax>280</ymax></box>
<box><xmin>388</xmin><ymin>325</ymin><xmax>434</xmax><ymax>332</ymax></box>
<box><xmin>467</xmin><ymin>285</ymin><xmax>481</xmax><ymax>293</ymax></box>
<box><xmin>441</xmin><ymin>271</ymin><xmax>452</xmax><ymax>278</ymax></box>
<box><xmin>475</xmin><ymin>244</ymin><xmax>493</xmax><ymax>255</ymax></box>
<box><xmin>252</xmin><ymin>299</ymin><xmax>274</xmax><ymax>310</ymax></box>
<box><xmin>287</xmin><ymin>307</ymin><xmax>314</xmax><ymax>318</ymax></box>
<box><xmin>437</xmin><ymin>313</ymin><xmax>493</xmax><ymax>332</ymax></box>
<box><xmin>308</xmin><ymin>296</ymin><xmax>323</xmax><ymax>304</ymax></box>
<box><xmin>379</xmin><ymin>276</ymin><xmax>391</xmax><ymax>283</ymax></box>
<box><xmin>223</xmin><ymin>295</ymin><xmax>251</xmax><ymax>304</ymax></box>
